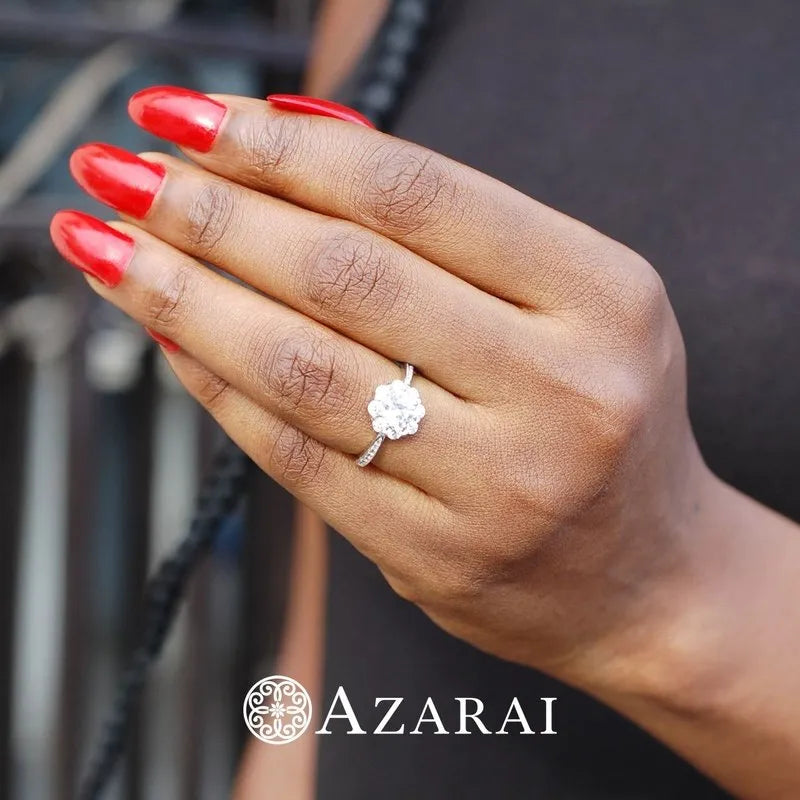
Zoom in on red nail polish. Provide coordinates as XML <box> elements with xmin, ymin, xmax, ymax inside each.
<box><xmin>128</xmin><ymin>86</ymin><xmax>227</xmax><ymax>152</ymax></box>
<box><xmin>49</xmin><ymin>211</ymin><xmax>134</xmax><ymax>288</ymax></box>
<box><xmin>145</xmin><ymin>328</ymin><xmax>180</xmax><ymax>352</ymax></box>
<box><xmin>267</xmin><ymin>94</ymin><xmax>375</xmax><ymax>128</ymax></box>
<box><xmin>70</xmin><ymin>143</ymin><xmax>165</xmax><ymax>219</ymax></box>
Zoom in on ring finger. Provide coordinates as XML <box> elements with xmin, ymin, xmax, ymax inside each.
<box><xmin>49</xmin><ymin>210</ymin><xmax>475</xmax><ymax>495</ymax></box>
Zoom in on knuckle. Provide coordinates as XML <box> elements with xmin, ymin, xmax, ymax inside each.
<box><xmin>386</xmin><ymin>561</ymin><xmax>486</xmax><ymax>608</ymax></box>
<box><xmin>304</xmin><ymin>226</ymin><xmax>404</xmax><ymax>323</ymax></box>
<box><xmin>268</xmin><ymin>422</ymin><xmax>328</xmax><ymax>490</ymax></box>
<box><xmin>238</xmin><ymin>114</ymin><xmax>307</xmax><ymax>189</ymax></box>
<box><xmin>193</xmin><ymin>370</ymin><xmax>231</xmax><ymax>411</ymax></box>
<box><xmin>589</xmin><ymin>251</ymin><xmax>669</xmax><ymax>338</ymax></box>
<box><xmin>145</xmin><ymin>262</ymin><xmax>194</xmax><ymax>331</ymax></box>
<box><xmin>587</xmin><ymin>380</ymin><xmax>649</xmax><ymax>458</ymax></box>
<box><xmin>434</xmin><ymin>565</ymin><xmax>488</xmax><ymax>604</ymax></box>
<box><xmin>259</xmin><ymin>329</ymin><xmax>354</xmax><ymax>419</ymax></box>
<box><xmin>357</xmin><ymin>142</ymin><xmax>455</xmax><ymax>234</ymax></box>
<box><xmin>615</xmin><ymin>253</ymin><xmax>668</xmax><ymax>334</ymax></box>
<box><xmin>380</xmin><ymin>516</ymin><xmax>495</xmax><ymax>609</ymax></box>
<box><xmin>382</xmin><ymin>571</ymin><xmax>425</xmax><ymax>605</ymax></box>
<box><xmin>184</xmin><ymin>180</ymin><xmax>236</xmax><ymax>259</ymax></box>
<box><xmin>638</xmin><ymin>266</ymin><xmax>669</xmax><ymax>323</ymax></box>
<box><xmin>425</xmin><ymin>538</ymin><xmax>498</xmax><ymax>606</ymax></box>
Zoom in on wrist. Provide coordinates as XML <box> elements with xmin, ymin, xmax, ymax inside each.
<box><xmin>572</xmin><ymin>471</ymin><xmax>800</xmax><ymax>799</ymax></box>
<box><xmin>579</xmin><ymin>468</ymin><xmax>798</xmax><ymax>721</ymax></box>
<box><xmin>558</xmin><ymin>461</ymin><xmax>744</xmax><ymax>704</ymax></box>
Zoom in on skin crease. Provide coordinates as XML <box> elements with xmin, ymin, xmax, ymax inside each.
<box><xmin>54</xmin><ymin>28</ymin><xmax>800</xmax><ymax>800</ymax></box>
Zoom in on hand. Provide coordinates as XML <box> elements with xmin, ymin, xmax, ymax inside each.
<box><xmin>52</xmin><ymin>88</ymin><xmax>712</xmax><ymax>691</ymax></box>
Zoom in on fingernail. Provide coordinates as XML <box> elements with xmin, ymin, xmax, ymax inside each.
<box><xmin>128</xmin><ymin>86</ymin><xmax>227</xmax><ymax>152</ymax></box>
<box><xmin>49</xmin><ymin>211</ymin><xmax>134</xmax><ymax>288</ymax></box>
<box><xmin>145</xmin><ymin>328</ymin><xmax>180</xmax><ymax>352</ymax></box>
<box><xmin>267</xmin><ymin>94</ymin><xmax>375</xmax><ymax>128</ymax></box>
<box><xmin>70</xmin><ymin>143</ymin><xmax>165</xmax><ymax>219</ymax></box>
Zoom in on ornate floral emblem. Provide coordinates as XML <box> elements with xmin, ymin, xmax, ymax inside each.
<box><xmin>243</xmin><ymin>675</ymin><xmax>312</xmax><ymax>745</ymax></box>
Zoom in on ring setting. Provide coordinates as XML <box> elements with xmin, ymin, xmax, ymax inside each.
<box><xmin>356</xmin><ymin>363</ymin><xmax>425</xmax><ymax>467</ymax></box>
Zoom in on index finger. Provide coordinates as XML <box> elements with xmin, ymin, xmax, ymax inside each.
<box><xmin>128</xmin><ymin>87</ymin><xmax>638</xmax><ymax>311</ymax></box>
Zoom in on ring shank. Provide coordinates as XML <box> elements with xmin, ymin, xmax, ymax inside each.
<box><xmin>356</xmin><ymin>433</ymin><xmax>386</xmax><ymax>467</ymax></box>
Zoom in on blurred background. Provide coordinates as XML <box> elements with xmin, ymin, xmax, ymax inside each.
<box><xmin>0</xmin><ymin>1</ymin><xmax>318</xmax><ymax>797</ymax></box>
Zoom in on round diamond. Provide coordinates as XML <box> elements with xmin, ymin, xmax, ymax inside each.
<box><xmin>367</xmin><ymin>379</ymin><xmax>425</xmax><ymax>440</ymax></box>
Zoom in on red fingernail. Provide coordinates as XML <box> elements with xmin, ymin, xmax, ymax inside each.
<box><xmin>128</xmin><ymin>86</ymin><xmax>227</xmax><ymax>152</ymax></box>
<box><xmin>267</xmin><ymin>94</ymin><xmax>375</xmax><ymax>128</ymax></box>
<box><xmin>145</xmin><ymin>328</ymin><xmax>180</xmax><ymax>352</ymax></box>
<box><xmin>49</xmin><ymin>211</ymin><xmax>133</xmax><ymax>288</ymax></box>
<box><xmin>70</xmin><ymin>143</ymin><xmax>165</xmax><ymax>219</ymax></box>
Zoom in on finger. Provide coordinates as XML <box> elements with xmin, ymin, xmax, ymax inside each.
<box><xmin>160</xmin><ymin>348</ymin><xmax>443</xmax><ymax>571</ymax></box>
<box><xmin>50</xmin><ymin>210</ymin><xmax>472</xmax><ymax>495</ymax></box>
<box><xmin>69</xmin><ymin>142</ymin><xmax>521</xmax><ymax>401</ymax></box>
<box><xmin>127</xmin><ymin>87</ymin><xmax>644</xmax><ymax>311</ymax></box>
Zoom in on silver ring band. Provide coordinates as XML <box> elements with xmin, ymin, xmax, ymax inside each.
<box><xmin>357</xmin><ymin>363</ymin><xmax>425</xmax><ymax>467</ymax></box>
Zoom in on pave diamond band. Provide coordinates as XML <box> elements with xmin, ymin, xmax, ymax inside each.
<box><xmin>356</xmin><ymin>363</ymin><xmax>425</xmax><ymax>467</ymax></box>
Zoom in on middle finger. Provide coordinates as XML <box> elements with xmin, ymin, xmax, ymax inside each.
<box><xmin>69</xmin><ymin>143</ymin><xmax>523</xmax><ymax>401</ymax></box>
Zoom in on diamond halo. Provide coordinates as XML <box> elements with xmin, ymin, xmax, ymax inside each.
<box><xmin>367</xmin><ymin>380</ymin><xmax>425</xmax><ymax>440</ymax></box>
<box><xmin>356</xmin><ymin>364</ymin><xmax>424</xmax><ymax>467</ymax></box>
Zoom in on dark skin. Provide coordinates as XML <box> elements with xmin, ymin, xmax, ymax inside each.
<box><xmin>58</xmin><ymin>4</ymin><xmax>800</xmax><ymax>798</ymax></box>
